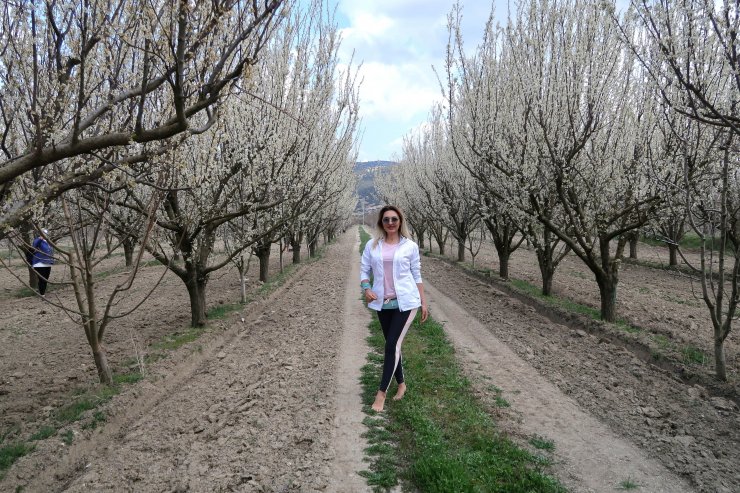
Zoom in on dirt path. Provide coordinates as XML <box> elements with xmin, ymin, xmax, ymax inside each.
<box><xmin>7</xmin><ymin>229</ymin><xmax>736</xmax><ymax>492</ymax></box>
<box><xmin>10</xmin><ymin>231</ymin><xmax>370</xmax><ymax>493</ymax></box>
<box><xmin>423</xmin><ymin>257</ymin><xmax>739</xmax><ymax>493</ymax></box>
<box><xmin>327</xmin><ymin>237</ymin><xmax>372</xmax><ymax>493</ymax></box>
<box><xmin>425</xmin><ymin>281</ymin><xmax>694</xmax><ymax>493</ymax></box>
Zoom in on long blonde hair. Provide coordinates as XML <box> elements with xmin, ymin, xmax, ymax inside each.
<box><xmin>372</xmin><ymin>205</ymin><xmax>410</xmax><ymax>248</ymax></box>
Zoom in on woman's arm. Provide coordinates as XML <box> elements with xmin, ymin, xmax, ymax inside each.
<box><xmin>360</xmin><ymin>243</ymin><xmax>377</xmax><ymax>303</ymax></box>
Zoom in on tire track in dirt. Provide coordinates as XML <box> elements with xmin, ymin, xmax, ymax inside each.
<box><xmin>21</xmin><ymin>231</ymin><xmax>367</xmax><ymax>493</ymax></box>
<box><xmin>326</xmin><ymin>237</ymin><xmax>372</xmax><ymax>493</ymax></box>
<box><xmin>425</xmin><ymin>281</ymin><xmax>694</xmax><ymax>493</ymax></box>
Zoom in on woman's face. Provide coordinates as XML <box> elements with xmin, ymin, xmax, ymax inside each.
<box><xmin>382</xmin><ymin>210</ymin><xmax>400</xmax><ymax>235</ymax></box>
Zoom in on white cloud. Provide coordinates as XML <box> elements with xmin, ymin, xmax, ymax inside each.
<box><xmin>354</xmin><ymin>62</ymin><xmax>442</xmax><ymax>121</ymax></box>
<box><xmin>334</xmin><ymin>0</ymin><xmax>496</xmax><ymax>161</ymax></box>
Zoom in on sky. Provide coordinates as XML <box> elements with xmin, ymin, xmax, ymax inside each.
<box><xmin>331</xmin><ymin>1</ymin><xmax>497</xmax><ymax>162</ymax></box>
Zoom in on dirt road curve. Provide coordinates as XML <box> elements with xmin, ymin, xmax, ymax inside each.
<box><xmin>425</xmin><ymin>282</ymin><xmax>693</xmax><ymax>493</ymax></box>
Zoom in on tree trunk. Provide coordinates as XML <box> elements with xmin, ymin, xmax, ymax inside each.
<box><xmin>538</xmin><ymin>255</ymin><xmax>554</xmax><ymax>296</ymax></box>
<box><xmin>239</xmin><ymin>268</ymin><xmax>247</xmax><ymax>304</ymax></box>
<box><xmin>186</xmin><ymin>276</ymin><xmax>208</xmax><ymax>327</ymax></box>
<box><xmin>457</xmin><ymin>240</ymin><xmax>465</xmax><ymax>262</ymax></box>
<box><xmin>291</xmin><ymin>241</ymin><xmax>302</xmax><ymax>264</ymax></box>
<box><xmin>308</xmin><ymin>234</ymin><xmax>318</xmax><ymax>258</ymax></box>
<box><xmin>535</xmin><ymin>243</ymin><xmax>555</xmax><ymax>296</ymax></box>
<box><xmin>104</xmin><ymin>231</ymin><xmax>113</xmax><ymax>254</ymax></box>
<box><xmin>629</xmin><ymin>237</ymin><xmax>638</xmax><ymax>259</ymax></box>
<box><xmin>436</xmin><ymin>238</ymin><xmax>445</xmax><ymax>255</ymax></box>
<box><xmin>714</xmin><ymin>339</ymin><xmax>727</xmax><ymax>381</ymax></box>
<box><xmin>597</xmin><ymin>275</ymin><xmax>618</xmax><ymax>323</ymax></box>
<box><xmin>123</xmin><ymin>237</ymin><xmax>135</xmax><ymax>267</ymax></box>
<box><xmin>668</xmin><ymin>244</ymin><xmax>678</xmax><ymax>266</ymax></box>
<box><xmin>498</xmin><ymin>250</ymin><xmax>510</xmax><ymax>280</ymax></box>
<box><xmin>279</xmin><ymin>239</ymin><xmax>284</xmax><ymax>274</ymax></box>
<box><xmin>255</xmin><ymin>244</ymin><xmax>271</xmax><ymax>282</ymax></box>
<box><xmin>91</xmin><ymin>343</ymin><xmax>113</xmax><ymax>385</ymax></box>
<box><xmin>541</xmin><ymin>270</ymin><xmax>553</xmax><ymax>296</ymax></box>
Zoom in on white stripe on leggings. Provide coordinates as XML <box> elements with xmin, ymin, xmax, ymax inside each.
<box><xmin>384</xmin><ymin>308</ymin><xmax>417</xmax><ymax>392</ymax></box>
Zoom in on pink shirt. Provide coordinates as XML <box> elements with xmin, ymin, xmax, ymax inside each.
<box><xmin>382</xmin><ymin>242</ymin><xmax>399</xmax><ymax>299</ymax></box>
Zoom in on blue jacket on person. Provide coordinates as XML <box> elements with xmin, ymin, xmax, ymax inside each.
<box><xmin>31</xmin><ymin>236</ymin><xmax>54</xmax><ymax>265</ymax></box>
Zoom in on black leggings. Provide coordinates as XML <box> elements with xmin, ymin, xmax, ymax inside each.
<box><xmin>33</xmin><ymin>267</ymin><xmax>51</xmax><ymax>295</ymax></box>
<box><xmin>377</xmin><ymin>307</ymin><xmax>418</xmax><ymax>392</ymax></box>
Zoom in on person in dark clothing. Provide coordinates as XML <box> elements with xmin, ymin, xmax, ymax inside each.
<box><xmin>30</xmin><ymin>229</ymin><xmax>54</xmax><ymax>296</ymax></box>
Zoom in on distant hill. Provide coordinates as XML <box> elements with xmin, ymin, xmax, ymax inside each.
<box><xmin>354</xmin><ymin>160</ymin><xmax>398</xmax><ymax>208</ymax></box>
<box><xmin>353</xmin><ymin>160</ymin><xmax>397</xmax><ymax>172</ymax></box>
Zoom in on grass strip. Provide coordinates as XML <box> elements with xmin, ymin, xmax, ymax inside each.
<box><xmin>506</xmin><ymin>275</ymin><xmax>712</xmax><ymax>365</ymax></box>
<box><xmin>359</xmin><ymin>311</ymin><xmax>565</xmax><ymax>492</ymax></box>
<box><xmin>359</xmin><ymin>226</ymin><xmax>371</xmax><ymax>252</ymax></box>
<box><xmin>641</xmin><ymin>233</ymin><xmax>735</xmax><ymax>254</ymax></box>
<box><xmin>151</xmin><ymin>327</ymin><xmax>206</xmax><ymax>351</ymax></box>
<box><xmin>499</xmin><ymin>277</ymin><xmax>642</xmax><ymax>335</ymax></box>
<box><xmin>0</xmin><ymin>443</ymin><xmax>35</xmax><ymax>481</ymax></box>
<box><xmin>55</xmin><ymin>386</ymin><xmax>118</xmax><ymax>424</ymax></box>
<box><xmin>206</xmin><ymin>303</ymin><xmax>243</xmax><ymax>320</ymax></box>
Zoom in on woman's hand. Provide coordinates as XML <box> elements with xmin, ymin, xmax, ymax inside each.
<box><xmin>420</xmin><ymin>303</ymin><xmax>429</xmax><ymax>323</ymax></box>
<box><xmin>364</xmin><ymin>288</ymin><xmax>377</xmax><ymax>303</ymax></box>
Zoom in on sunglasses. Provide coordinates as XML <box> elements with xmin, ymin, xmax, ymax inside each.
<box><xmin>382</xmin><ymin>216</ymin><xmax>400</xmax><ymax>224</ymax></box>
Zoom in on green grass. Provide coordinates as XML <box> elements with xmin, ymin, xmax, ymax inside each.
<box><xmin>0</xmin><ymin>443</ymin><xmax>34</xmax><ymax>480</ymax></box>
<box><xmin>681</xmin><ymin>346</ymin><xmax>708</xmax><ymax>365</ymax></box>
<box><xmin>29</xmin><ymin>427</ymin><xmax>56</xmax><ymax>441</ymax></box>
<box><xmin>642</xmin><ymin>233</ymin><xmax>734</xmax><ymax>253</ymax></box>
<box><xmin>61</xmin><ymin>430</ymin><xmax>74</xmax><ymax>445</ymax></box>
<box><xmin>359</xmin><ymin>313</ymin><xmax>565</xmax><ymax>492</ymax></box>
<box><xmin>617</xmin><ymin>477</ymin><xmax>640</xmax><ymax>490</ymax></box>
<box><xmin>151</xmin><ymin>327</ymin><xmax>205</xmax><ymax>351</ymax></box>
<box><xmin>651</xmin><ymin>337</ymin><xmax>708</xmax><ymax>366</ymax></box>
<box><xmin>206</xmin><ymin>303</ymin><xmax>242</xmax><ymax>320</ymax></box>
<box><xmin>529</xmin><ymin>435</ymin><xmax>555</xmax><ymax>451</ymax></box>
<box><xmin>13</xmin><ymin>283</ymin><xmax>60</xmax><ymax>298</ymax></box>
<box><xmin>359</xmin><ymin>226</ymin><xmax>372</xmax><ymax>253</ymax></box>
<box><xmin>652</xmin><ymin>334</ymin><xmax>671</xmax><ymax>349</ymax></box>
<box><xmin>81</xmin><ymin>411</ymin><xmax>106</xmax><ymax>430</ymax></box>
<box><xmin>494</xmin><ymin>396</ymin><xmax>511</xmax><ymax>408</ymax></box>
<box><xmin>55</xmin><ymin>386</ymin><xmax>118</xmax><ymax>424</ymax></box>
<box><xmin>113</xmin><ymin>371</ymin><xmax>143</xmax><ymax>385</ymax></box>
<box><xmin>508</xmin><ymin>278</ymin><xmax>643</xmax><ymax>334</ymax></box>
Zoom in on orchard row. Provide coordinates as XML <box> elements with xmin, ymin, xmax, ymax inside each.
<box><xmin>378</xmin><ymin>0</ymin><xmax>739</xmax><ymax>381</ymax></box>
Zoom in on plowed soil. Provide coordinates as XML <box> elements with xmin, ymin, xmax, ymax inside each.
<box><xmin>1</xmin><ymin>232</ymin><xmax>738</xmax><ymax>493</ymax></box>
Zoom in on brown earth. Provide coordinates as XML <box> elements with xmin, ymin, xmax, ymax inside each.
<box><xmin>0</xmin><ymin>243</ymin><xmax>297</xmax><ymax>440</ymax></box>
<box><xmin>427</xmin><ymin>239</ymin><xmax>740</xmax><ymax>492</ymax></box>
<box><xmin>1</xmin><ymin>231</ymin><xmax>738</xmax><ymax>492</ymax></box>
<box><xmin>449</xmin><ymin>238</ymin><xmax>740</xmax><ymax>392</ymax></box>
<box><xmin>0</xmin><ymin>236</ymin><xmax>373</xmax><ymax>492</ymax></box>
<box><xmin>425</xmin><ymin>281</ymin><xmax>694</xmax><ymax>493</ymax></box>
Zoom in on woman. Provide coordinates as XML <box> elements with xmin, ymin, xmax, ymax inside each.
<box><xmin>360</xmin><ymin>205</ymin><xmax>428</xmax><ymax>412</ymax></box>
<box><xmin>30</xmin><ymin>228</ymin><xmax>54</xmax><ymax>297</ymax></box>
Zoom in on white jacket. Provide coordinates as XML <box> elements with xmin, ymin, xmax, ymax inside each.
<box><xmin>360</xmin><ymin>236</ymin><xmax>422</xmax><ymax>312</ymax></box>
